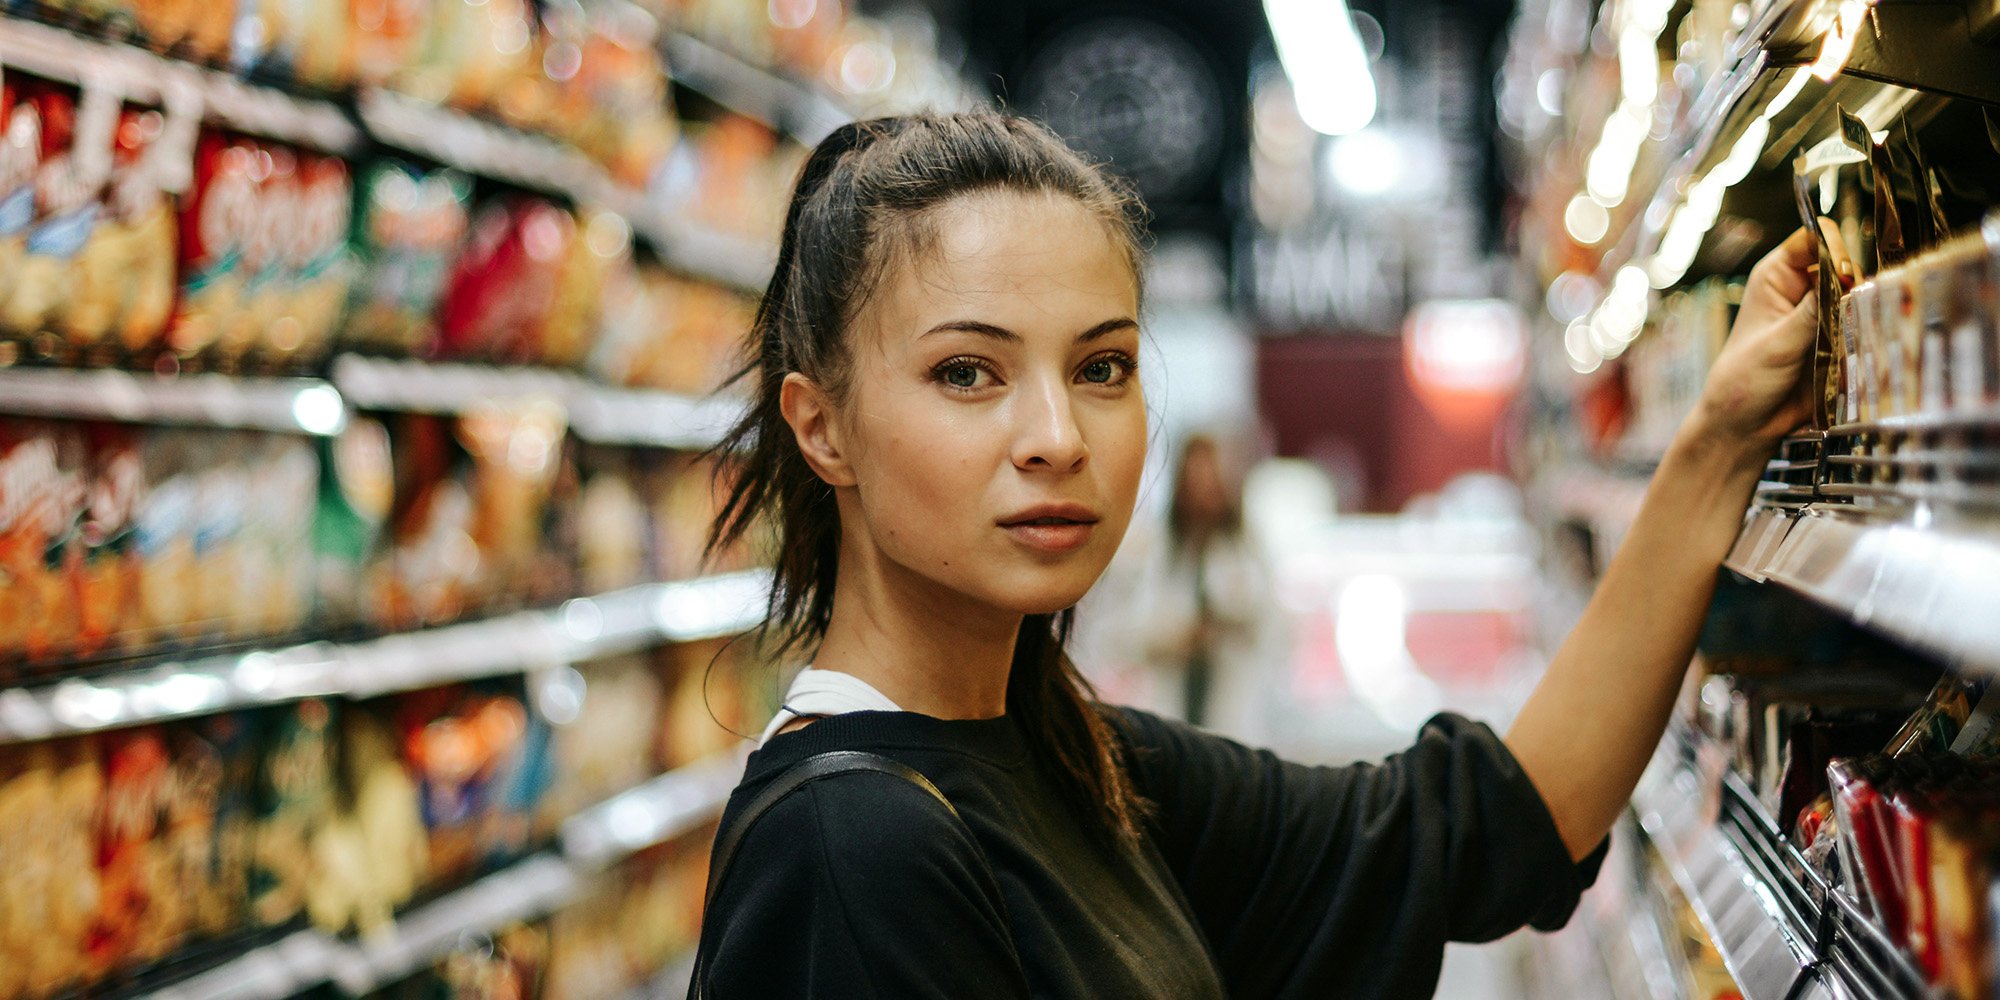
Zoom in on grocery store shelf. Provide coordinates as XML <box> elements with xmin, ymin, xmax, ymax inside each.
<box><xmin>134</xmin><ymin>748</ymin><xmax>738</xmax><ymax>1000</ymax></box>
<box><xmin>140</xmin><ymin>930</ymin><xmax>340</xmax><ymax>1000</ymax></box>
<box><xmin>356</xmin><ymin>87</ymin><xmax>621</xmax><ymax>206</ymax></box>
<box><xmin>663</xmin><ymin>32</ymin><xmax>852</xmax><ymax>144</ymax></box>
<box><xmin>0</xmin><ymin>569</ymin><xmax>772</xmax><ymax>744</ymax></box>
<box><xmin>1763</xmin><ymin>0</ymin><xmax>2000</xmax><ymax>109</ymax></box>
<box><xmin>1633</xmin><ymin>729</ymin><xmax>1929</xmax><ymax>1000</ymax></box>
<box><xmin>1727</xmin><ymin>505</ymin><xmax>2000</xmax><ymax>676</ymax></box>
<box><xmin>563</xmin><ymin>748</ymin><xmax>744</xmax><ymax>868</ymax></box>
<box><xmin>0</xmin><ymin>16</ymin><xmax>363</xmax><ymax>153</ymax></box>
<box><xmin>327</xmin><ymin>854</ymin><xmax>582</xmax><ymax>996</ymax></box>
<box><xmin>0</xmin><ymin>367</ymin><xmax>349</xmax><ymax>435</ymax></box>
<box><xmin>331</xmin><ymin>354</ymin><xmax>748</xmax><ymax>449</ymax></box>
<box><xmin>566</xmin><ymin>381</ymin><xmax>749</xmax><ymax>449</ymax></box>
<box><xmin>1634</xmin><ymin>746</ymin><xmax>1821</xmax><ymax>1000</ymax></box>
<box><xmin>635</xmin><ymin>212</ymin><xmax>778</xmax><ymax>294</ymax></box>
<box><xmin>331</xmin><ymin>354</ymin><xmax>575</xmax><ymax>413</ymax></box>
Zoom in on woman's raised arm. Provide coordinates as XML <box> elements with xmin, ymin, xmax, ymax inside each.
<box><xmin>1504</xmin><ymin>222</ymin><xmax>1852</xmax><ymax>860</ymax></box>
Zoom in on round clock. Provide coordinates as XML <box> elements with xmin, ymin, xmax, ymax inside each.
<box><xmin>1018</xmin><ymin>16</ymin><xmax>1227</xmax><ymax>204</ymax></box>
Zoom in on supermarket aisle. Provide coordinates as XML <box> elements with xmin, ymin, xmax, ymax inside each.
<box><xmin>1112</xmin><ymin>470</ymin><xmax>1551</xmax><ymax>1000</ymax></box>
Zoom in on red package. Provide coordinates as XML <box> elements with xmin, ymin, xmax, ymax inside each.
<box><xmin>433</xmin><ymin>197</ymin><xmax>572</xmax><ymax>363</ymax></box>
<box><xmin>167</xmin><ymin>132</ymin><xmax>262</xmax><ymax>364</ymax></box>
<box><xmin>88</xmin><ymin>728</ymin><xmax>175</xmax><ymax>979</ymax></box>
<box><xmin>1829</xmin><ymin>758</ymin><xmax>1907</xmax><ymax>940</ymax></box>
<box><xmin>1892</xmin><ymin>790</ymin><xmax>1939</xmax><ymax>976</ymax></box>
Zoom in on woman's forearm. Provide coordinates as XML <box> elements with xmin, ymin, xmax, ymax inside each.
<box><xmin>1505</xmin><ymin>413</ymin><xmax>1771</xmax><ymax>860</ymax></box>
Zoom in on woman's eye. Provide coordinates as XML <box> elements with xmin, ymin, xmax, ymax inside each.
<box><xmin>944</xmin><ymin>364</ymin><xmax>981</xmax><ymax>388</ymax></box>
<box><xmin>1079</xmin><ymin>354</ymin><xmax>1135</xmax><ymax>386</ymax></box>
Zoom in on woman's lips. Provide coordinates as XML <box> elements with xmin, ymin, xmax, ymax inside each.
<box><xmin>1001</xmin><ymin>520</ymin><xmax>1095</xmax><ymax>553</ymax></box>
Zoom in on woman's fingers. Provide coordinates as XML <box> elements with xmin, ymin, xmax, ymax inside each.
<box><xmin>1816</xmin><ymin>216</ymin><xmax>1856</xmax><ymax>288</ymax></box>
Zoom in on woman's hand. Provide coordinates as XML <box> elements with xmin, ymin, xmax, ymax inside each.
<box><xmin>1686</xmin><ymin>219</ymin><xmax>1855</xmax><ymax>453</ymax></box>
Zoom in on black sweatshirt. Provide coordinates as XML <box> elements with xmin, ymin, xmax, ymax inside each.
<box><xmin>692</xmin><ymin>708</ymin><xmax>1605</xmax><ymax>999</ymax></box>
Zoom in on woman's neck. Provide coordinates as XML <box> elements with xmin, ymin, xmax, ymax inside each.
<box><xmin>813</xmin><ymin>548</ymin><xmax>1019</xmax><ymax>720</ymax></box>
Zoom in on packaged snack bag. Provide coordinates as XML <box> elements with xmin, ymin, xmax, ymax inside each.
<box><xmin>3</xmin><ymin>79</ymin><xmax>119</xmax><ymax>346</ymax></box>
<box><xmin>132</xmin><ymin>431</ymin><xmax>201</xmax><ymax>643</ymax></box>
<box><xmin>234</xmin><ymin>0</ymin><xmax>353</xmax><ymax>88</ymax></box>
<box><xmin>277</xmin><ymin>153</ymin><xmax>355</xmax><ymax>368</ymax></box>
<box><xmin>1952</xmin><ymin>249</ymin><xmax>1998</xmax><ymax>414</ymax></box>
<box><xmin>343</xmin><ymin>161</ymin><xmax>472</xmax><ymax>356</ymax></box>
<box><xmin>77</xmin><ymin>424</ymin><xmax>144</xmax><ymax>657</ymax></box>
<box><xmin>167</xmin><ymin>132</ymin><xmax>261</xmax><ymax>363</ymax></box>
<box><xmin>186</xmin><ymin>712</ymin><xmax>257</xmax><ymax>938</ymax></box>
<box><xmin>347</xmin><ymin>0</ymin><xmax>430</xmax><ymax>86</ymax></box>
<box><xmin>1894</xmin><ymin>787</ymin><xmax>1941</xmax><ymax>976</ymax></box>
<box><xmin>238</xmin><ymin>435</ymin><xmax>319</xmax><ymax>635</ymax></box>
<box><xmin>397</xmin><ymin>0</ymin><xmax>537</xmax><ymax>113</ymax></box>
<box><xmin>219</xmin><ymin>144</ymin><xmax>293</xmax><ymax>368</ymax></box>
<box><xmin>373</xmin><ymin>414</ymin><xmax>481</xmax><ymax>629</ymax></box>
<box><xmin>0</xmin><ymin>423</ymin><xmax>88</xmax><ymax>669</ymax></box>
<box><xmin>87</xmin><ymin>728</ymin><xmax>175</xmax><ymax>976</ymax></box>
<box><xmin>312</xmin><ymin>417</ymin><xmax>394</xmax><ymax>627</ymax></box>
<box><xmin>1921</xmin><ymin>267</ymin><xmax>1951</xmax><ymax>416</ymax></box>
<box><xmin>307</xmin><ymin>705</ymin><xmax>424</xmax><ymax>935</ymax></box>
<box><xmin>250</xmin><ymin>698</ymin><xmax>337</xmax><ymax>926</ymax></box>
<box><xmin>567</xmin><ymin>9</ymin><xmax>677</xmax><ymax>187</ymax></box>
<box><xmin>1838</xmin><ymin>291</ymin><xmax>1861</xmax><ymax>426</ymax></box>
<box><xmin>457</xmin><ymin>400</ymin><xmax>568</xmax><ymax>607</ymax></box>
<box><xmin>1829</xmin><ymin>756</ymin><xmax>1905</xmax><ymax>937</ymax></box>
<box><xmin>65</xmin><ymin>106</ymin><xmax>183</xmax><ymax>362</ymax></box>
<box><xmin>576</xmin><ymin>446</ymin><xmax>648</xmax><ymax>593</ymax></box>
<box><xmin>191</xmin><ymin>434</ymin><xmax>251</xmax><ymax>635</ymax></box>
<box><xmin>156</xmin><ymin>723</ymin><xmax>224</xmax><ymax>947</ymax></box>
<box><xmin>396</xmin><ymin>688</ymin><xmax>528</xmax><ymax>886</ymax></box>
<box><xmin>1931</xmin><ymin>810</ymin><xmax>1999</xmax><ymax>999</ymax></box>
<box><xmin>538</xmin><ymin>207</ymin><xmax>627</xmax><ymax>368</ymax></box>
<box><xmin>6</xmin><ymin>741</ymin><xmax>103</xmax><ymax>998</ymax></box>
<box><xmin>487</xmin><ymin>695</ymin><xmax>553</xmax><ymax>862</ymax></box>
<box><xmin>538</xmin><ymin>653</ymin><xmax>662</xmax><ymax>830</ymax></box>
<box><xmin>434</xmin><ymin>197</ymin><xmax>573</xmax><ymax>363</ymax></box>
<box><xmin>0</xmin><ymin>83</ymin><xmax>42</xmax><ymax>330</ymax></box>
<box><xmin>1850</xmin><ymin>281</ymin><xmax>1880</xmax><ymax>424</ymax></box>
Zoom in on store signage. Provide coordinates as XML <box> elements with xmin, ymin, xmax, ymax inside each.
<box><xmin>1244</xmin><ymin>222</ymin><xmax>1406</xmax><ymax>332</ymax></box>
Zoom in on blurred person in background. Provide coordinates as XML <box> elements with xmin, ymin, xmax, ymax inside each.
<box><xmin>1082</xmin><ymin>432</ymin><xmax>1286</xmax><ymax>741</ymax></box>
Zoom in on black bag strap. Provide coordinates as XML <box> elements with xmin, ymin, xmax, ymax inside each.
<box><xmin>689</xmin><ymin>749</ymin><xmax>963</xmax><ymax>999</ymax></box>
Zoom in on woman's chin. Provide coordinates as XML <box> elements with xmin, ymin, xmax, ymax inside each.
<box><xmin>1000</xmin><ymin>583</ymin><xmax>1095</xmax><ymax>618</ymax></box>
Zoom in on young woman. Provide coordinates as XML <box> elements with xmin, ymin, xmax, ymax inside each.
<box><xmin>693</xmin><ymin>111</ymin><xmax>1841</xmax><ymax>999</ymax></box>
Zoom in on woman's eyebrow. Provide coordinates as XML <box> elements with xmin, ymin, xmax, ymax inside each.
<box><xmin>1077</xmin><ymin>318</ymin><xmax>1139</xmax><ymax>342</ymax></box>
<box><xmin>922</xmin><ymin>320</ymin><xmax>1019</xmax><ymax>342</ymax></box>
<box><xmin>920</xmin><ymin>317</ymin><xmax>1138</xmax><ymax>343</ymax></box>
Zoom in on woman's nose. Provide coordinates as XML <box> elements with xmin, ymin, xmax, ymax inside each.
<box><xmin>1012</xmin><ymin>377</ymin><xmax>1088</xmax><ymax>473</ymax></box>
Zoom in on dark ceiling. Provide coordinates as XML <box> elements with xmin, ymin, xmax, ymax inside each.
<box><xmin>874</xmin><ymin>0</ymin><xmax>1518</xmax><ymax>252</ymax></box>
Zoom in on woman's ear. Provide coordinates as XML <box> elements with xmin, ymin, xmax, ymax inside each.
<box><xmin>779</xmin><ymin>372</ymin><xmax>857</xmax><ymax>487</ymax></box>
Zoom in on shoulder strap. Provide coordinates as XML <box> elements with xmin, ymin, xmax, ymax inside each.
<box><xmin>689</xmin><ymin>749</ymin><xmax>963</xmax><ymax>999</ymax></box>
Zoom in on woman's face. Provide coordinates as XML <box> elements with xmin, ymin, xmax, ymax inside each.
<box><xmin>833</xmin><ymin>189</ymin><xmax>1146</xmax><ymax>616</ymax></box>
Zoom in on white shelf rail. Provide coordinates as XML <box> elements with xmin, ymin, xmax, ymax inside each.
<box><xmin>0</xmin><ymin>569</ymin><xmax>771</xmax><ymax>744</ymax></box>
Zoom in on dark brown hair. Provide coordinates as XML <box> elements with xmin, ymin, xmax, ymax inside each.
<box><xmin>705</xmin><ymin>111</ymin><xmax>1151</xmax><ymax>840</ymax></box>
